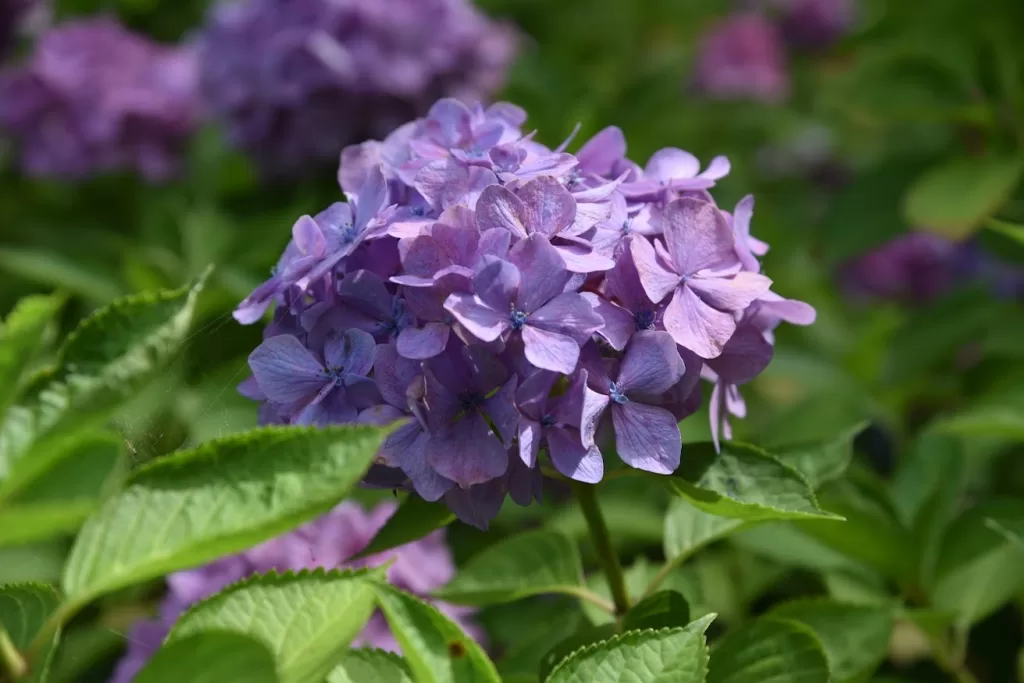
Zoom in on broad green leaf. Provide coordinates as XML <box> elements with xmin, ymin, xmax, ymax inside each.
<box><xmin>931</xmin><ymin>499</ymin><xmax>1024</xmax><ymax>626</ymax></box>
<box><xmin>0</xmin><ymin>295</ymin><xmax>63</xmax><ymax>412</ymax></box>
<box><xmin>437</xmin><ymin>530</ymin><xmax>584</xmax><ymax>606</ymax></box>
<box><xmin>0</xmin><ymin>248</ymin><xmax>122</xmax><ymax>305</ymax></box>
<box><xmin>484</xmin><ymin>597</ymin><xmax>583</xmax><ymax>680</ymax></box>
<box><xmin>986</xmin><ymin>218</ymin><xmax>1024</xmax><ymax>249</ymax></box>
<box><xmin>663</xmin><ymin>497</ymin><xmax>744</xmax><ymax>562</ymax></box>
<box><xmin>62</xmin><ymin>424</ymin><xmax>386</xmax><ymax>605</ymax></box>
<box><xmin>664</xmin><ymin>442</ymin><xmax>842</xmax><ymax>522</ymax></box>
<box><xmin>538</xmin><ymin>624</ymin><xmax>618</xmax><ymax>682</ymax></box>
<box><xmin>903</xmin><ymin>155</ymin><xmax>1024</xmax><ymax>238</ymax></box>
<box><xmin>0</xmin><ymin>271</ymin><xmax>208</xmax><ymax>498</ymax></box>
<box><xmin>353</xmin><ymin>494</ymin><xmax>454</xmax><ymax>560</ymax></box>
<box><xmin>8</xmin><ymin>431</ymin><xmax>124</xmax><ymax>505</ymax></box>
<box><xmin>328</xmin><ymin>649</ymin><xmax>413</xmax><ymax>683</ymax></box>
<box><xmin>0</xmin><ymin>501</ymin><xmax>98</xmax><ymax>546</ymax></box>
<box><xmin>795</xmin><ymin>477</ymin><xmax>915</xmax><ymax>583</ymax></box>
<box><xmin>135</xmin><ymin>631</ymin><xmax>279</xmax><ymax>683</ymax></box>
<box><xmin>547</xmin><ymin>614</ymin><xmax>716</xmax><ymax>683</ymax></box>
<box><xmin>170</xmin><ymin>569</ymin><xmax>375</xmax><ymax>683</ymax></box>
<box><xmin>0</xmin><ymin>582</ymin><xmax>60</xmax><ymax>682</ymax></box>
<box><xmin>707</xmin><ymin>617</ymin><xmax>830</xmax><ymax>683</ymax></box>
<box><xmin>733</xmin><ymin>523</ymin><xmax>865</xmax><ymax>575</ymax></box>
<box><xmin>770</xmin><ymin>600</ymin><xmax>893</xmax><ymax>681</ymax></box>
<box><xmin>929</xmin><ymin>387</ymin><xmax>1024</xmax><ymax>440</ymax></box>
<box><xmin>0</xmin><ymin>583</ymin><xmax>59</xmax><ymax>649</ymax></box>
<box><xmin>622</xmin><ymin>591</ymin><xmax>691</xmax><ymax>631</ymax></box>
<box><xmin>583</xmin><ymin>557</ymin><xmax>658</xmax><ymax>627</ymax></box>
<box><xmin>372</xmin><ymin>583</ymin><xmax>501</xmax><ymax>683</ymax></box>
<box><xmin>772</xmin><ymin>423</ymin><xmax>867</xmax><ymax>489</ymax></box>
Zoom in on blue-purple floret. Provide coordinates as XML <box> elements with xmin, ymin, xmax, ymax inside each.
<box><xmin>236</xmin><ymin>97</ymin><xmax>817</xmax><ymax>529</ymax></box>
<box><xmin>196</xmin><ymin>0</ymin><xmax>516</xmax><ymax>175</ymax></box>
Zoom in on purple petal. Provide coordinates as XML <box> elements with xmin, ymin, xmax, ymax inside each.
<box><xmin>358</xmin><ymin>404</ymin><xmax>406</xmax><ymax>426</ymax></box>
<box><xmin>751</xmin><ymin>293</ymin><xmax>817</xmax><ymax>328</ymax></box>
<box><xmin>507</xmin><ymin>456</ymin><xmax>543</xmax><ymax>506</ymax></box>
<box><xmin>476</xmin><ymin>184</ymin><xmax>530</xmax><ymax>238</ymax></box>
<box><xmin>338</xmin><ymin>141</ymin><xmax>381</xmax><ymax>195</ymax></box>
<box><xmin>547</xmin><ymin>427</ymin><xmax>604</xmax><ymax>483</ymax></box>
<box><xmin>518</xmin><ymin>418</ymin><xmax>541</xmax><ymax>467</ymax></box>
<box><xmin>576</xmin><ymin>126</ymin><xmax>627</xmax><ymax>176</ymax></box>
<box><xmin>645</xmin><ymin>148</ymin><xmax>701</xmax><ymax>181</ymax></box>
<box><xmin>705</xmin><ymin>323</ymin><xmax>773</xmax><ymax>384</ymax></box>
<box><xmin>249</xmin><ymin>335</ymin><xmax>325</xmax><ymax>404</ymax></box>
<box><xmin>354</xmin><ymin>164</ymin><xmax>388</xmax><ymax>231</ymax></box>
<box><xmin>688</xmin><ymin>272</ymin><xmax>772</xmax><ymax>312</ymax></box>
<box><xmin>530</xmin><ymin>292</ymin><xmax>604</xmax><ymax>343</ymax></box>
<box><xmin>295</xmin><ymin>388</ymin><xmax>358</xmax><ymax>426</ymax></box>
<box><xmin>399</xmin><ymin>234</ymin><xmax>450</xmax><ymax>279</ymax></box>
<box><xmin>663</xmin><ymin>286</ymin><xmax>737</xmax><ymax>359</ymax></box>
<box><xmin>472</xmin><ymin>255</ymin><xmax>520</xmax><ymax>311</ymax></box>
<box><xmin>662</xmin><ymin>197</ymin><xmax>738</xmax><ymax>276</ymax></box>
<box><xmin>629</xmin><ymin>235</ymin><xmax>681</xmax><ymax>303</ymax></box>
<box><xmin>522</xmin><ymin>326</ymin><xmax>581</xmax><ymax>374</ymax></box>
<box><xmin>373</xmin><ymin>342</ymin><xmax>422</xmax><ymax>410</ymax></box>
<box><xmin>324</xmin><ymin>328</ymin><xmax>376</xmax><ymax>376</ymax></box>
<box><xmin>617</xmin><ymin>330</ymin><xmax>686</xmax><ymax>395</ymax></box>
<box><xmin>484</xmin><ymin>376</ymin><xmax>520</xmax><ymax>444</ymax></box>
<box><xmin>293</xmin><ymin>215</ymin><xmax>326</xmax><ymax>256</ymax></box>
<box><xmin>582</xmin><ymin>293</ymin><xmax>634</xmax><ymax>351</ymax></box>
<box><xmin>379</xmin><ymin>423</ymin><xmax>453</xmax><ymax>501</ymax></box>
<box><xmin>508</xmin><ymin>234</ymin><xmax>571</xmax><ymax>313</ymax></box>
<box><xmin>444</xmin><ymin>480</ymin><xmax>505</xmax><ymax>530</ymax></box>
<box><xmin>444</xmin><ymin>293</ymin><xmax>508</xmax><ymax>343</ymax></box>
<box><xmin>338</xmin><ymin>270</ymin><xmax>393</xmax><ymax>320</ymax></box>
<box><xmin>237</xmin><ymin>375</ymin><xmax>266</xmax><ymax>401</ymax></box>
<box><xmin>426</xmin><ymin>415</ymin><xmax>509</xmax><ymax>487</ymax></box>
<box><xmin>553</xmin><ymin>369</ymin><xmax>609</xmax><ymax>448</ymax></box>
<box><xmin>397</xmin><ymin>323</ymin><xmax>450</xmax><ymax>359</ymax></box>
<box><xmin>425</xmin><ymin>98</ymin><xmax>472</xmax><ymax>147</ymax></box>
<box><xmin>554</xmin><ymin>244</ymin><xmax>617</xmax><ymax>274</ymax></box>
<box><xmin>518</xmin><ymin>176</ymin><xmax>576</xmax><ymax>237</ymax></box>
<box><xmin>709</xmin><ymin>381</ymin><xmax>723</xmax><ymax>452</ymax></box>
<box><xmin>612</xmin><ymin>402</ymin><xmax>681</xmax><ymax>474</ymax></box>
<box><xmin>515</xmin><ymin>369</ymin><xmax>557</xmax><ymax>420</ymax></box>
<box><xmin>702</xmin><ymin>156</ymin><xmax>731</xmax><ymax>180</ymax></box>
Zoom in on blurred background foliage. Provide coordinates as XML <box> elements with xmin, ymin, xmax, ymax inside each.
<box><xmin>3</xmin><ymin>0</ymin><xmax>1024</xmax><ymax>681</ymax></box>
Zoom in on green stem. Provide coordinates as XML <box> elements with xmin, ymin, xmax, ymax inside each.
<box><xmin>572</xmin><ymin>482</ymin><xmax>630</xmax><ymax>616</ymax></box>
<box><xmin>0</xmin><ymin>630</ymin><xmax>26</xmax><ymax>681</ymax></box>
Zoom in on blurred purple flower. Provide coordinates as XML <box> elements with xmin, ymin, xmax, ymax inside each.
<box><xmin>109</xmin><ymin>500</ymin><xmax>478</xmax><ymax>683</ymax></box>
<box><xmin>236</xmin><ymin>97</ymin><xmax>814</xmax><ymax>527</ymax></box>
<box><xmin>773</xmin><ymin>0</ymin><xmax>855</xmax><ymax>50</ymax></box>
<box><xmin>692</xmin><ymin>12</ymin><xmax>789</xmax><ymax>103</ymax></box>
<box><xmin>841</xmin><ymin>232</ymin><xmax>960</xmax><ymax>305</ymax></box>
<box><xmin>196</xmin><ymin>0</ymin><xmax>516</xmax><ymax>175</ymax></box>
<box><xmin>0</xmin><ymin>17</ymin><xmax>199</xmax><ymax>180</ymax></box>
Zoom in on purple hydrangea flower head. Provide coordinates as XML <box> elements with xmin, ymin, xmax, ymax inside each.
<box><xmin>109</xmin><ymin>500</ymin><xmax>478</xmax><ymax>683</ymax></box>
<box><xmin>841</xmin><ymin>231</ymin><xmax>960</xmax><ymax>305</ymax></box>
<box><xmin>692</xmin><ymin>12</ymin><xmax>789</xmax><ymax>103</ymax></box>
<box><xmin>196</xmin><ymin>0</ymin><xmax>517</xmax><ymax>175</ymax></box>
<box><xmin>237</xmin><ymin>97</ymin><xmax>813</xmax><ymax>527</ymax></box>
<box><xmin>0</xmin><ymin>17</ymin><xmax>199</xmax><ymax>180</ymax></box>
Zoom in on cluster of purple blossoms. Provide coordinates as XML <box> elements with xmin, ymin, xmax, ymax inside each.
<box><xmin>235</xmin><ymin>98</ymin><xmax>816</xmax><ymax>528</ymax></box>
<box><xmin>110</xmin><ymin>500</ymin><xmax>477</xmax><ymax>683</ymax></box>
<box><xmin>196</xmin><ymin>0</ymin><xmax>516</xmax><ymax>175</ymax></box>
<box><xmin>692</xmin><ymin>0</ymin><xmax>854</xmax><ymax>103</ymax></box>
<box><xmin>0</xmin><ymin>17</ymin><xmax>199</xmax><ymax>181</ymax></box>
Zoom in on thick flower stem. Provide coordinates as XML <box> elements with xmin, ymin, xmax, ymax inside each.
<box><xmin>572</xmin><ymin>482</ymin><xmax>630</xmax><ymax>617</ymax></box>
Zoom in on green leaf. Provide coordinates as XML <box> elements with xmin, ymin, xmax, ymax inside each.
<box><xmin>353</xmin><ymin>494</ymin><xmax>454</xmax><ymax>560</ymax></box>
<box><xmin>663</xmin><ymin>497</ymin><xmax>744</xmax><ymax>563</ymax></box>
<box><xmin>135</xmin><ymin>631</ymin><xmax>279</xmax><ymax>683</ymax></box>
<box><xmin>903</xmin><ymin>155</ymin><xmax>1024</xmax><ymax>239</ymax></box>
<box><xmin>0</xmin><ymin>583</ymin><xmax>59</xmax><ymax>650</ymax></box>
<box><xmin>8</xmin><ymin>431</ymin><xmax>123</xmax><ymax>505</ymax></box>
<box><xmin>771</xmin><ymin>423</ymin><xmax>867</xmax><ymax>489</ymax></box>
<box><xmin>707</xmin><ymin>617</ymin><xmax>830</xmax><ymax>683</ymax></box>
<box><xmin>769</xmin><ymin>600</ymin><xmax>893</xmax><ymax>681</ymax></box>
<box><xmin>622</xmin><ymin>591</ymin><xmax>691</xmax><ymax>631</ymax></box>
<box><xmin>986</xmin><ymin>517</ymin><xmax>1024</xmax><ymax>545</ymax></box>
<box><xmin>986</xmin><ymin>218</ymin><xmax>1024</xmax><ymax>249</ymax></box>
<box><xmin>0</xmin><ymin>271</ymin><xmax>208</xmax><ymax>499</ymax></box>
<box><xmin>372</xmin><ymin>583</ymin><xmax>501</xmax><ymax>683</ymax></box>
<box><xmin>62</xmin><ymin>424</ymin><xmax>386</xmax><ymax>606</ymax></box>
<box><xmin>734</xmin><ymin>523</ymin><xmax>865</xmax><ymax>575</ymax></box>
<box><xmin>327</xmin><ymin>649</ymin><xmax>413</xmax><ymax>683</ymax></box>
<box><xmin>931</xmin><ymin>499</ymin><xmax>1024</xmax><ymax>626</ymax></box>
<box><xmin>0</xmin><ymin>501</ymin><xmax>98</xmax><ymax>547</ymax></box>
<box><xmin>0</xmin><ymin>247</ymin><xmax>123</xmax><ymax>305</ymax></box>
<box><xmin>547</xmin><ymin>614</ymin><xmax>716</xmax><ymax>683</ymax></box>
<box><xmin>0</xmin><ymin>295</ymin><xmax>63</xmax><ymax>412</ymax></box>
<box><xmin>663</xmin><ymin>442</ymin><xmax>843</xmax><ymax>522</ymax></box>
<box><xmin>929</xmin><ymin>388</ymin><xmax>1024</xmax><ymax>440</ymax></box>
<box><xmin>169</xmin><ymin>569</ymin><xmax>375</xmax><ymax>683</ymax></box>
<box><xmin>436</xmin><ymin>530</ymin><xmax>584</xmax><ymax>606</ymax></box>
<box><xmin>538</xmin><ymin>624</ymin><xmax>618</xmax><ymax>683</ymax></box>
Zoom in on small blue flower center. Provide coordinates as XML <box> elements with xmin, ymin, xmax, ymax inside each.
<box><xmin>609</xmin><ymin>381</ymin><xmax>629</xmax><ymax>405</ymax></box>
<box><xmin>378</xmin><ymin>300</ymin><xmax>410</xmax><ymax>338</ymax></box>
<box><xmin>339</xmin><ymin>222</ymin><xmax>358</xmax><ymax>244</ymax></box>
<box><xmin>634</xmin><ymin>309</ymin><xmax>656</xmax><ymax>331</ymax></box>
<box><xmin>323</xmin><ymin>365</ymin><xmax>344</xmax><ymax>382</ymax></box>
<box><xmin>541</xmin><ymin>414</ymin><xmax>556</xmax><ymax>428</ymax></box>
<box><xmin>442</xmin><ymin>312</ymin><xmax>454</xmax><ymax>326</ymax></box>
<box><xmin>411</xmin><ymin>206</ymin><xmax>427</xmax><ymax>217</ymax></box>
<box><xmin>509</xmin><ymin>308</ymin><xmax>528</xmax><ymax>330</ymax></box>
<box><xmin>459</xmin><ymin>391</ymin><xmax>485</xmax><ymax>412</ymax></box>
<box><xmin>621</xmin><ymin>218</ymin><xmax>632</xmax><ymax>235</ymax></box>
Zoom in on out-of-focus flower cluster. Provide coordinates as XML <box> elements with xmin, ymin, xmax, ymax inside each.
<box><xmin>235</xmin><ymin>98</ymin><xmax>816</xmax><ymax>528</ymax></box>
<box><xmin>692</xmin><ymin>0</ymin><xmax>854</xmax><ymax>103</ymax></box>
<box><xmin>197</xmin><ymin>0</ymin><xmax>516</xmax><ymax>175</ymax></box>
<box><xmin>842</xmin><ymin>231</ymin><xmax>1024</xmax><ymax>305</ymax></box>
<box><xmin>110</xmin><ymin>500</ymin><xmax>477</xmax><ymax>683</ymax></box>
<box><xmin>0</xmin><ymin>17</ymin><xmax>199</xmax><ymax>180</ymax></box>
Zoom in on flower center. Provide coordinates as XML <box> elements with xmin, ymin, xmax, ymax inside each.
<box><xmin>459</xmin><ymin>391</ymin><xmax>485</xmax><ymax>412</ymax></box>
<box><xmin>609</xmin><ymin>381</ymin><xmax>629</xmax><ymax>405</ymax></box>
<box><xmin>509</xmin><ymin>308</ymin><xmax>528</xmax><ymax>330</ymax></box>
<box><xmin>323</xmin><ymin>365</ymin><xmax>344</xmax><ymax>382</ymax></box>
<box><xmin>541</xmin><ymin>413</ymin><xmax>556</xmax><ymax>428</ymax></box>
<box><xmin>634</xmin><ymin>309</ymin><xmax>656</xmax><ymax>331</ymax></box>
<box><xmin>339</xmin><ymin>222</ymin><xmax>358</xmax><ymax>244</ymax></box>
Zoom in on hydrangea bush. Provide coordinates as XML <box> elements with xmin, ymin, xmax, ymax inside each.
<box><xmin>235</xmin><ymin>98</ymin><xmax>815</xmax><ymax>528</ymax></box>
